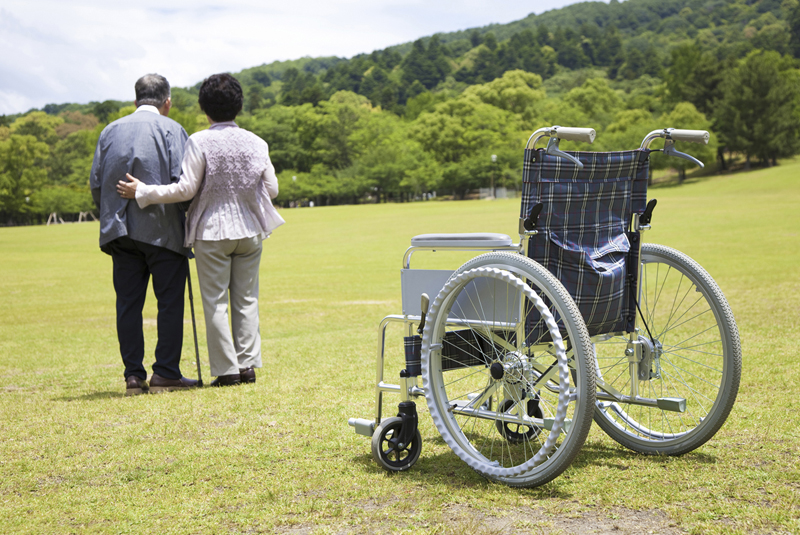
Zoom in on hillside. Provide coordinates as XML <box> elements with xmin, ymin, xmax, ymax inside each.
<box><xmin>1</xmin><ymin>0</ymin><xmax>798</xmax><ymax>225</ymax></box>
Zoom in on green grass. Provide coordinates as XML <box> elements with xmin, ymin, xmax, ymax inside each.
<box><xmin>1</xmin><ymin>160</ymin><xmax>799</xmax><ymax>534</ymax></box>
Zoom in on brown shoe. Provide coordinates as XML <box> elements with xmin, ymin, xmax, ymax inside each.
<box><xmin>149</xmin><ymin>373</ymin><xmax>199</xmax><ymax>393</ymax></box>
<box><xmin>210</xmin><ymin>374</ymin><xmax>241</xmax><ymax>387</ymax></box>
<box><xmin>239</xmin><ymin>367</ymin><xmax>256</xmax><ymax>384</ymax></box>
<box><xmin>125</xmin><ymin>376</ymin><xmax>149</xmax><ymax>396</ymax></box>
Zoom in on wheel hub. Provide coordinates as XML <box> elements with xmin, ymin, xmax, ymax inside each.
<box><xmin>637</xmin><ymin>335</ymin><xmax>661</xmax><ymax>381</ymax></box>
<box><xmin>490</xmin><ymin>362</ymin><xmax>504</xmax><ymax>380</ymax></box>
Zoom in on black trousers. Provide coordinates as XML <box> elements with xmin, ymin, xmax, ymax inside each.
<box><xmin>108</xmin><ymin>237</ymin><xmax>188</xmax><ymax>380</ymax></box>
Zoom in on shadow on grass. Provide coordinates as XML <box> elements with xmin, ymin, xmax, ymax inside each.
<box><xmin>54</xmin><ymin>390</ymin><xmax>124</xmax><ymax>401</ymax></box>
<box><xmin>349</xmin><ymin>449</ymin><xmax>574</xmax><ymax>498</ymax></box>
<box><xmin>350</xmin><ymin>433</ymin><xmax>718</xmax><ymax>496</ymax></box>
<box><xmin>573</xmin><ymin>442</ymin><xmax>719</xmax><ymax>468</ymax></box>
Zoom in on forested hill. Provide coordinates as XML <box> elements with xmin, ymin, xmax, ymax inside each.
<box><xmin>231</xmin><ymin>0</ymin><xmax>791</xmax><ymax>106</ymax></box>
<box><xmin>2</xmin><ymin>0</ymin><xmax>799</xmax><ymax>224</ymax></box>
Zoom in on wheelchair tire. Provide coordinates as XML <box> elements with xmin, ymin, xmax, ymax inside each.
<box><xmin>593</xmin><ymin>244</ymin><xmax>742</xmax><ymax>455</ymax></box>
<box><xmin>371</xmin><ymin>416</ymin><xmax>422</xmax><ymax>472</ymax></box>
<box><xmin>421</xmin><ymin>253</ymin><xmax>596</xmax><ymax>488</ymax></box>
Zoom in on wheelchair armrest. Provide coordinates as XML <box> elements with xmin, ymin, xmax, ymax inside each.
<box><xmin>410</xmin><ymin>233</ymin><xmax>514</xmax><ymax>248</ymax></box>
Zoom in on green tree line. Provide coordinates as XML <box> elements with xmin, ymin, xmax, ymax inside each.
<box><xmin>2</xmin><ymin>0</ymin><xmax>799</xmax><ymax>224</ymax></box>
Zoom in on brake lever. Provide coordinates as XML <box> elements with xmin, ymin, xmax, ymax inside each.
<box><xmin>545</xmin><ymin>137</ymin><xmax>584</xmax><ymax>170</ymax></box>
<box><xmin>662</xmin><ymin>139</ymin><xmax>704</xmax><ymax>168</ymax></box>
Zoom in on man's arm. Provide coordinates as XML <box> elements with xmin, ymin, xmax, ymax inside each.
<box><xmin>125</xmin><ymin>138</ymin><xmax>205</xmax><ymax>208</ymax></box>
<box><xmin>89</xmin><ymin>136</ymin><xmax>104</xmax><ymax>211</ymax></box>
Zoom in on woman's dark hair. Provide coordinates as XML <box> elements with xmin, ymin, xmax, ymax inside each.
<box><xmin>198</xmin><ymin>73</ymin><xmax>243</xmax><ymax>122</ymax></box>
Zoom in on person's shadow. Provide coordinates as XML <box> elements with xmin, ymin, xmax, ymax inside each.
<box><xmin>54</xmin><ymin>391</ymin><xmax>123</xmax><ymax>402</ymax></box>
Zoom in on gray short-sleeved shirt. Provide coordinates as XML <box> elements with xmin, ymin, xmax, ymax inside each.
<box><xmin>90</xmin><ymin>107</ymin><xmax>190</xmax><ymax>256</ymax></box>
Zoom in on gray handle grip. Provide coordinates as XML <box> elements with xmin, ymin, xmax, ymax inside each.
<box><xmin>555</xmin><ymin>127</ymin><xmax>596</xmax><ymax>143</ymax></box>
<box><xmin>669</xmin><ymin>129</ymin><xmax>709</xmax><ymax>145</ymax></box>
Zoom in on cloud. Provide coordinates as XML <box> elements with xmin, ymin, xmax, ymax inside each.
<box><xmin>0</xmin><ymin>0</ymin><xmax>589</xmax><ymax>115</ymax></box>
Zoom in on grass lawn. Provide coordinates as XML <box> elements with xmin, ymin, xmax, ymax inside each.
<box><xmin>1</xmin><ymin>159</ymin><xmax>798</xmax><ymax>534</ymax></box>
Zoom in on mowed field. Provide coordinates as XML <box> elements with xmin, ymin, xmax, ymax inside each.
<box><xmin>1</xmin><ymin>161</ymin><xmax>798</xmax><ymax>534</ymax></box>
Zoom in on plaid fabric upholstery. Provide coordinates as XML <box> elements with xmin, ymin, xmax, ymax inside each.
<box><xmin>404</xmin><ymin>335</ymin><xmax>422</xmax><ymax>377</ymax></box>
<box><xmin>441</xmin><ymin>330</ymin><xmax>492</xmax><ymax>371</ymax></box>
<box><xmin>521</xmin><ymin>148</ymin><xmax>651</xmax><ymax>336</ymax></box>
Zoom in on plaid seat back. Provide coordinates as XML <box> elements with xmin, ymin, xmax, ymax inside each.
<box><xmin>521</xmin><ymin>148</ymin><xmax>650</xmax><ymax>337</ymax></box>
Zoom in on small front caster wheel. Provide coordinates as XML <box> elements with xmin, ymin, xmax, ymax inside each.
<box><xmin>495</xmin><ymin>397</ymin><xmax>544</xmax><ymax>444</ymax></box>
<box><xmin>371</xmin><ymin>416</ymin><xmax>422</xmax><ymax>471</ymax></box>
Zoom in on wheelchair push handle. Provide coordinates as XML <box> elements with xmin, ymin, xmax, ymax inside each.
<box><xmin>526</xmin><ymin>125</ymin><xmax>596</xmax><ymax>149</ymax></box>
<box><xmin>553</xmin><ymin>127</ymin><xmax>597</xmax><ymax>144</ymax></box>
<box><xmin>640</xmin><ymin>128</ymin><xmax>709</xmax><ymax>149</ymax></box>
<box><xmin>526</xmin><ymin>126</ymin><xmax>596</xmax><ymax>170</ymax></box>
<box><xmin>669</xmin><ymin>129</ymin><xmax>709</xmax><ymax>145</ymax></box>
<box><xmin>641</xmin><ymin>128</ymin><xmax>710</xmax><ymax>168</ymax></box>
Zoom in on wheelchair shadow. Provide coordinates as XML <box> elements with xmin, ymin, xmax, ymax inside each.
<box><xmin>572</xmin><ymin>442</ymin><xmax>719</xmax><ymax>469</ymax></box>
<box><xmin>54</xmin><ymin>391</ymin><xmax>124</xmax><ymax>402</ymax></box>
<box><xmin>352</xmin><ymin>435</ymin><xmax>717</xmax><ymax>494</ymax></box>
<box><xmin>350</xmin><ymin>450</ymin><xmax>574</xmax><ymax>498</ymax></box>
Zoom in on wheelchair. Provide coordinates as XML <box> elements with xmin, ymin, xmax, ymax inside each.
<box><xmin>349</xmin><ymin>126</ymin><xmax>742</xmax><ymax>488</ymax></box>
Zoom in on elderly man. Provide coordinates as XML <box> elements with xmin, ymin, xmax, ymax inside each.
<box><xmin>90</xmin><ymin>73</ymin><xmax>198</xmax><ymax>395</ymax></box>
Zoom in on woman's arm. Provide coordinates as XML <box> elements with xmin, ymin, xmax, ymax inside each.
<box><xmin>117</xmin><ymin>138</ymin><xmax>205</xmax><ymax>207</ymax></box>
<box><xmin>261</xmin><ymin>143</ymin><xmax>279</xmax><ymax>199</ymax></box>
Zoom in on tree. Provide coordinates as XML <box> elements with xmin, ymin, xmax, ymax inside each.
<box><xmin>9</xmin><ymin>111</ymin><xmax>62</xmax><ymax>145</ymax></box>
<box><xmin>714</xmin><ymin>50</ymin><xmax>800</xmax><ymax>166</ymax></box>
<box><xmin>562</xmin><ymin>77</ymin><xmax>623</xmax><ymax>126</ymax></box>
<box><xmin>248</xmin><ymin>85</ymin><xmax>264</xmax><ymax>111</ymax></box>
<box><xmin>599</xmin><ymin>108</ymin><xmax>658</xmax><ymax>153</ymax></box>
<box><xmin>92</xmin><ymin>100</ymin><xmax>123</xmax><ymax>123</ymax></box>
<box><xmin>252</xmin><ymin>71</ymin><xmax>272</xmax><ymax>87</ymax></box>
<box><xmin>411</xmin><ymin>92</ymin><xmax>525</xmax><ymax>198</ymax></box>
<box><xmin>401</xmin><ymin>37</ymin><xmax>451</xmax><ymax>89</ymax></box>
<box><xmin>55</xmin><ymin>111</ymin><xmax>99</xmax><ymax>138</ymax></box>
<box><xmin>665</xmin><ymin>44</ymin><xmax>725</xmax><ymax>116</ymax></box>
<box><xmin>618</xmin><ymin>48</ymin><xmax>647</xmax><ymax>80</ymax></box>
<box><xmin>0</xmin><ymin>135</ymin><xmax>50</xmax><ymax>222</ymax></box>
<box><xmin>305</xmin><ymin>91</ymin><xmax>374</xmax><ymax>171</ymax></box>
<box><xmin>463</xmin><ymin>70</ymin><xmax>546</xmax><ymax>123</ymax></box>
<box><xmin>790</xmin><ymin>2</ymin><xmax>800</xmax><ymax>58</ymax></box>
<box><xmin>596</xmin><ymin>25</ymin><xmax>625</xmax><ymax>78</ymax></box>
<box><xmin>656</xmin><ymin>102</ymin><xmax>718</xmax><ymax>182</ymax></box>
<box><xmin>240</xmin><ymin>104</ymin><xmax>314</xmax><ymax>173</ymax></box>
<box><xmin>50</xmin><ymin>128</ymin><xmax>99</xmax><ymax>188</ymax></box>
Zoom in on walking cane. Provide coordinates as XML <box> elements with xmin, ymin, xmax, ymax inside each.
<box><xmin>187</xmin><ymin>268</ymin><xmax>203</xmax><ymax>387</ymax></box>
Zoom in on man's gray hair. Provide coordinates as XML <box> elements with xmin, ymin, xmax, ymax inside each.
<box><xmin>135</xmin><ymin>74</ymin><xmax>171</xmax><ymax>108</ymax></box>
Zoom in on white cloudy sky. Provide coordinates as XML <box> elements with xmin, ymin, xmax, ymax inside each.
<box><xmin>1</xmin><ymin>1</ymin><xmax>592</xmax><ymax>115</ymax></box>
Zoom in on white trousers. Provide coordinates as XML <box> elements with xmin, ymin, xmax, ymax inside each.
<box><xmin>194</xmin><ymin>237</ymin><xmax>262</xmax><ymax>377</ymax></box>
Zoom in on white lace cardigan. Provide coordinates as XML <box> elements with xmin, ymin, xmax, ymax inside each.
<box><xmin>135</xmin><ymin>122</ymin><xmax>285</xmax><ymax>247</ymax></box>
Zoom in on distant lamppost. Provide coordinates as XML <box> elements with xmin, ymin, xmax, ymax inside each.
<box><xmin>490</xmin><ymin>154</ymin><xmax>497</xmax><ymax>199</ymax></box>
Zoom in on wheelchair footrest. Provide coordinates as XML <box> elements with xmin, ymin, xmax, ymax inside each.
<box><xmin>543</xmin><ymin>417</ymin><xmax>572</xmax><ymax>434</ymax></box>
<box><xmin>656</xmin><ymin>397</ymin><xmax>687</xmax><ymax>413</ymax></box>
<box><xmin>348</xmin><ymin>418</ymin><xmax>375</xmax><ymax>437</ymax></box>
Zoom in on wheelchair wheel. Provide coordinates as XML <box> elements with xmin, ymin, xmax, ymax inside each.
<box><xmin>421</xmin><ymin>253</ymin><xmax>596</xmax><ymax>488</ymax></box>
<box><xmin>593</xmin><ymin>244</ymin><xmax>742</xmax><ymax>455</ymax></box>
<box><xmin>371</xmin><ymin>416</ymin><xmax>422</xmax><ymax>471</ymax></box>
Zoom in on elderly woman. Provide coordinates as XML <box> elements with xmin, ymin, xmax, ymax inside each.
<box><xmin>118</xmin><ymin>73</ymin><xmax>284</xmax><ymax>386</ymax></box>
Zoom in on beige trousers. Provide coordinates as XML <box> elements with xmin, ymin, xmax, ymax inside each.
<box><xmin>194</xmin><ymin>237</ymin><xmax>262</xmax><ymax>377</ymax></box>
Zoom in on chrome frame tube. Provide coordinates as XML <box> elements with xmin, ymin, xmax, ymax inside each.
<box><xmin>526</xmin><ymin>126</ymin><xmax>557</xmax><ymax>150</ymax></box>
<box><xmin>640</xmin><ymin>128</ymin><xmax>669</xmax><ymax>149</ymax></box>
<box><xmin>374</xmin><ymin>315</ymin><xmax>412</xmax><ymax>424</ymax></box>
<box><xmin>597</xmin><ymin>393</ymin><xmax>669</xmax><ymax>410</ymax></box>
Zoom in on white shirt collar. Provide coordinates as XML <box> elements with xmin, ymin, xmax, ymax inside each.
<box><xmin>209</xmin><ymin>121</ymin><xmax>238</xmax><ymax>130</ymax></box>
<box><xmin>135</xmin><ymin>105</ymin><xmax>161</xmax><ymax>115</ymax></box>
